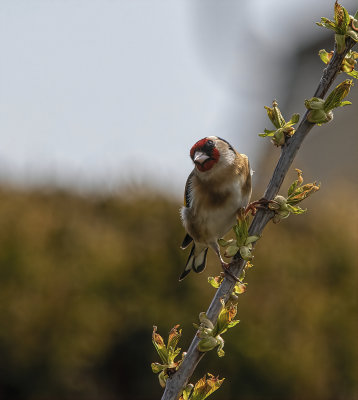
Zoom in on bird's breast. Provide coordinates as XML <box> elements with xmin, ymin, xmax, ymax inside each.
<box><xmin>182</xmin><ymin>177</ymin><xmax>249</xmax><ymax>244</ymax></box>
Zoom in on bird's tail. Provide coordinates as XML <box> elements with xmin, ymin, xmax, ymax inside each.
<box><xmin>179</xmin><ymin>243</ymin><xmax>208</xmax><ymax>281</ymax></box>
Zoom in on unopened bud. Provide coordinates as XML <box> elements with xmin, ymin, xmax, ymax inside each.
<box><xmin>218</xmin><ymin>238</ymin><xmax>234</xmax><ymax>247</ymax></box>
<box><xmin>271</xmin><ymin>195</ymin><xmax>289</xmax><ymax>211</ymax></box>
<box><xmin>278</xmin><ymin>209</ymin><xmax>290</xmax><ymax>219</ymax></box>
<box><xmin>240</xmin><ymin>245</ymin><xmax>253</xmax><ymax>261</ymax></box>
<box><xmin>197</xmin><ymin>336</ymin><xmax>218</xmax><ymax>352</ymax></box>
<box><xmin>245</xmin><ymin>235</ymin><xmax>260</xmax><ymax>245</ymax></box>
<box><xmin>307</xmin><ymin>109</ymin><xmax>333</xmax><ymax>124</ymax></box>
<box><xmin>305</xmin><ymin>97</ymin><xmax>325</xmax><ymax>110</ymax></box>
<box><xmin>225</xmin><ymin>245</ymin><xmax>239</xmax><ymax>257</ymax></box>
<box><xmin>198</xmin><ymin>312</ymin><xmax>214</xmax><ymax>330</ymax></box>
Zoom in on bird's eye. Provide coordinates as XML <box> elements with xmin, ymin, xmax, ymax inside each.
<box><xmin>206</xmin><ymin>140</ymin><xmax>214</xmax><ymax>146</ymax></box>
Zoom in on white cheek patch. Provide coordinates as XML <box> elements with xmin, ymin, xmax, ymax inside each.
<box><xmin>226</xmin><ymin>151</ymin><xmax>236</xmax><ymax>165</ymax></box>
<box><xmin>219</xmin><ymin>149</ymin><xmax>236</xmax><ymax>167</ymax></box>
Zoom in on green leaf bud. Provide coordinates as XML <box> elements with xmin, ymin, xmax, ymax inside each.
<box><xmin>218</xmin><ymin>238</ymin><xmax>234</xmax><ymax>247</ymax></box>
<box><xmin>197</xmin><ymin>327</ymin><xmax>214</xmax><ymax>338</ymax></box>
<box><xmin>240</xmin><ymin>246</ymin><xmax>253</xmax><ymax>261</ymax></box>
<box><xmin>268</xmin><ymin>201</ymin><xmax>281</xmax><ymax>210</ymax></box>
<box><xmin>197</xmin><ymin>336</ymin><xmax>219</xmax><ymax>353</ymax></box>
<box><xmin>199</xmin><ymin>312</ymin><xmax>215</xmax><ymax>330</ymax></box>
<box><xmin>305</xmin><ymin>97</ymin><xmax>325</xmax><ymax>110</ymax></box>
<box><xmin>273</xmin><ymin>195</ymin><xmax>288</xmax><ymax>207</ymax></box>
<box><xmin>225</xmin><ymin>245</ymin><xmax>239</xmax><ymax>257</ymax></box>
<box><xmin>245</xmin><ymin>235</ymin><xmax>260</xmax><ymax>245</ymax></box>
<box><xmin>278</xmin><ymin>209</ymin><xmax>290</xmax><ymax>219</ymax></box>
<box><xmin>307</xmin><ymin>109</ymin><xmax>333</xmax><ymax>124</ymax></box>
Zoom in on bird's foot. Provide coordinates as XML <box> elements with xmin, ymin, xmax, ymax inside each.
<box><xmin>221</xmin><ymin>261</ymin><xmax>240</xmax><ymax>282</ymax></box>
<box><xmin>245</xmin><ymin>198</ymin><xmax>271</xmax><ymax>216</ymax></box>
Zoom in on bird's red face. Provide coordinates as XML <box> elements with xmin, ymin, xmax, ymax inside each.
<box><xmin>190</xmin><ymin>138</ymin><xmax>220</xmax><ymax>172</ymax></box>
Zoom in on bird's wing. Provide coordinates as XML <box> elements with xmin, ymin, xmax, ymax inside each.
<box><xmin>184</xmin><ymin>171</ymin><xmax>194</xmax><ymax>207</ymax></box>
<box><xmin>181</xmin><ymin>171</ymin><xmax>194</xmax><ymax>249</ymax></box>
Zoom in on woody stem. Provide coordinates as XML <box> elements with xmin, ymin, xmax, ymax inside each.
<box><xmin>161</xmin><ymin>36</ymin><xmax>357</xmax><ymax>400</ymax></box>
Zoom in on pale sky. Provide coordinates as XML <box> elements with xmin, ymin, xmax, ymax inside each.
<box><xmin>1</xmin><ymin>0</ymin><xmax>356</xmax><ymax>194</ymax></box>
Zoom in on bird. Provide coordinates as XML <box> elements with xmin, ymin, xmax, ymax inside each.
<box><xmin>179</xmin><ymin>136</ymin><xmax>252</xmax><ymax>281</ymax></box>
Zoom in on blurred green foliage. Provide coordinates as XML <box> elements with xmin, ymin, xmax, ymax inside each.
<box><xmin>0</xmin><ymin>184</ymin><xmax>356</xmax><ymax>400</ymax></box>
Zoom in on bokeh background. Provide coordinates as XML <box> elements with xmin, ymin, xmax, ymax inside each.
<box><xmin>0</xmin><ymin>1</ymin><xmax>357</xmax><ymax>399</ymax></box>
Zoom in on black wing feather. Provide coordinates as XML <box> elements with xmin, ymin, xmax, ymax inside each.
<box><xmin>184</xmin><ymin>171</ymin><xmax>194</xmax><ymax>207</ymax></box>
<box><xmin>181</xmin><ymin>171</ymin><xmax>194</xmax><ymax>249</ymax></box>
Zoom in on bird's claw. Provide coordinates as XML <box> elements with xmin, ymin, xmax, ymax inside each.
<box><xmin>221</xmin><ymin>261</ymin><xmax>240</xmax><ymax>282</ymax></box>
<box><xmin>245</xmin><ymin>198</ymin><xmax>271</xmax><ymax>216</ymax></box>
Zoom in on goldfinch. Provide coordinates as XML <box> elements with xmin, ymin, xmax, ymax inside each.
<box><xmin>179</xmin><ymin>136</ymin><xmax>252</xmax><ymax>281</ymax></box>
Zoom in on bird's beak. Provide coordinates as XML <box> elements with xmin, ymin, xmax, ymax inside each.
<box><xmin>193</xmin><ymin>151</ymin><xmax>210</xmax><ymax>165</ymax></box>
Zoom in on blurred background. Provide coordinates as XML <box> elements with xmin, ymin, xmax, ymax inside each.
<box><xmin>0</xmin><ymin>1</ymin><xmax>357</xmax><ymax>399</ymax></box>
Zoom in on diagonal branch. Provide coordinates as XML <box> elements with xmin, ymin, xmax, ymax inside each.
<box><xmin>162</xmin><ymin>36</ymin><xmax>357</xmax><ymax>400</ymax></box>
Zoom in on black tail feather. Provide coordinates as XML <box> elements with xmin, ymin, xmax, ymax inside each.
<box><xmin>181</xmin><ymin>233</ymin><xmax>193</xmax><ymax>249</ymax></box>
<box><xmin>179</xmin><ymin>244</ymin><xmax>208</xmax><ymax>281</ymax></box>
<box><xmin>179</xmin><ymin>244</ymin><xmax>195</xmax><ymax>281</ymax></box>
<box><xmin>192</xmin><ymin>248</ymin><xmax>208</xmax><ymax>273</ymax></box>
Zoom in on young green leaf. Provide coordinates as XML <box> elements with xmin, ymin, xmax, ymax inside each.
<box><xmin>319</xmin><ymin>50</ymin><xmax>358</xmax><ymax>78</ymax></box>
<box><xmin>287</xmin><ymin>204</ymin><xmax>307</xmax><ymax>214</ymax></box>
<box><xmin>324</xmin><ymin>79</ymin><xmax>353</xmax><ymax>111</ymax></box>
<box><xmin>316</xmin><ymin>2</ymin><xmax>353</xmax><ymax>52</ymax></box>
<box><xmin>334</xmin><ymin>1</ymin><xmax>350</xmax><ymax>34</ymax></box>
<box><xmin>152</xmin><ymin>326</ymin><xmax>168</xmax><ymax>364</ymax></box>
<box><xmin>190</xmin><ymin>374</ymin><xmax>225</xmax><ymax>400</ymax></box>
<box><xmin>259</xmin><ymin>101</ymin><xmax>300</xmax><ymax>146</ymax></box>
<box><xmin>151</xmin><ymin>362</ymin><xmax>166</xmax><ymax>374</ymax></box>
<box><xmin>180</xmin><ymin>384</ymin><xmax>194</xmax><ymax>400</ymax></box>
<box><xmin>208</xmin><ymin>275</ymin><xmax>223</xmax><ymax>289</ymax></box>
<box><xmin>167</xmin><ymin>325</ymin><xmax>182</xmax><ymax>356</ymax></box>
<box><xmin>214</xmin><ymin>301</ymin><xmax>238</xmax><ymax>336</ymax></box>
<box><xmin>347</xmin><ymin>70</ymin><xmax>358</xmax><ymax>78</ymax></box>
